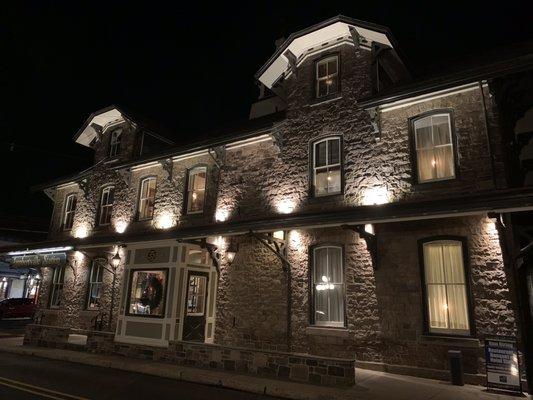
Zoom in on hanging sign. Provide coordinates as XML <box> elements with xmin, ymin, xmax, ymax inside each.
<box><xmin>11</xmin><ymin>253</ymin><xmax>66</xmax><ymax>268</ymax></box>
<box><xmin>485</xmin><ymin>336</ymin><xmax>521</xmax><ymax>393</ymax></box>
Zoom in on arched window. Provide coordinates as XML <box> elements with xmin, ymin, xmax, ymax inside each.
<box><xmin>312</xmin><ymin>137</ymin><xmax>342</xmax><ymax>197</ymax></box>
<box><xmin>421</xmin><ymin>238</ymin><xmax>471</xmax><ymax>335</ymax></box>
<box><xmin>412</xmin><ymin>112</ymin><xmax>455</xmax><ymax>183</ymax></box>
<box><xmin>63</xmin><ymin>194</ymin><xmax>77</xmax><ymax>230</ymax></box>
<box><xmin>311</xmin><ymin>245</ymin><xmax>345</xmax><ymax>327</ymax></box>
<box><xmin>186</xmin><ymin>167</ymin><xmax>207</xmax><ymax>214</ymax></box>
<box><xmin>98</xmin><ymin>186</ymin><xmax>115</xmax><ymax>226</ymax></box>
<box><xmin>138</xmin><ymin>177</ymin><xmax>157</xmax><ymax>220</ymax></box>
<box><xmin>109</xmin><ymin>128</ymin><xmax>122</xmax><ymax>157</ymax></box>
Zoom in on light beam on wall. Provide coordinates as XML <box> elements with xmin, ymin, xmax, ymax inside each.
<box><xmin>155</xmin><ymin>212</ymin><xmax>175</xmax><ymax>229</ymax></box>
<box><xmin>115</xmin><ymin>220</ymin><xmax>129</xmax><ymax>234</ymax></box>
<box><xmin>361</xmin><ymin>186</ymin><xmax>390</xmax><ymax>206</ymax></box>
<box><xmin>215</xmin><ymin>209</ymin><xmax>229</xmax><ymax>222</ymax></box>
<box><xmin>73</xmin><ymin>225</ymin><xmax>90</xmax><ymax>239</ymax></box>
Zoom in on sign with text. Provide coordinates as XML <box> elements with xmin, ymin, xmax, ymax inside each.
<box><xmin>485</xmin><ymin>336</ymin><xmax>521</xmax><ymax>393</ymax></box>
<box><xmin>11</xmin><ymin>253</ymin><xmax>66</xmax><ymax>269</ymax></box>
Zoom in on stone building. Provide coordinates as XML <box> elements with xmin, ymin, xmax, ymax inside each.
<box><xmin>3</xmin><ymin>15</ymin><xmax>533</xmax><ymax>391</ymax></box>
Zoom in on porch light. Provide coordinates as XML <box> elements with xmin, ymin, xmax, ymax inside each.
<box><xmin>226</xmin><ymin>241</ymin><xmax>239</xmax><ymax>265</ymax></box>
<box><xmin>111</xmin><ymin>252</ymin><xmax>121</xmax><ymax>268</ymax></box>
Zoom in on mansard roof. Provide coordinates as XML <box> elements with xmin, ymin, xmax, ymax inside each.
<box><xmin>255</xmin><ymin>15</ymin><xmax>401</xmax><ymax>89</ymax></box>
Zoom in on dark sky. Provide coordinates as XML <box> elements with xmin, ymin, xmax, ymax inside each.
<box><xmin>2</xmin><ymin>1</ymin><xmax>532</xmax><ymax>223</ymax></box>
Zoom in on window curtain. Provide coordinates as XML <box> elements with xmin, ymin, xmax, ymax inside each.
<box><xmin>313</xmin><ymin>247</ymin><xmax>344</xmax><ymax>326</ymax></box>
<box><xmin>424</xmin><ymin>241</ymin><xmax>469</xmax><ymax>334</ymax></box>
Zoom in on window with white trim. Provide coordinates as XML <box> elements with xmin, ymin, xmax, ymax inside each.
<box><xmin>422</xmin><ymin>240</ymin><xmax>470</xmax><ymax>335</ymax></box>
<box><xmin>413</xmin><ymin>113</ymin><xmax>455</xmax><ymax>183</ymax></box>
<box><xmin>313</xmin><ymin>137</ymin><xmax>341</xmax><ymax>197</ymax></box>
<box><xmin>312</xmin><ymin>246</ymin><xmax>345</xmax><ymax>327</ymax></box>
<box><xmin>186</xmin><ymin>167</ymin><xmax>206</xmax><ymax>214</ymax></box>
<box><xmin>63</xmin><ymin>194</ymin><xmax>77</xmax><ymax>230</ymax></box>
<box><xmin>109</xmin><ymin>129</ymin><xmax>122</xmax><ymax>157</ymax></box>
<box><xmin>87</xmin><ymin>260</ymin><xmax>104</xmax><ymax>310</ymax></box>
<box><xmin>49</xmin><ymin>265</ymin><xmax>65</xmax><ymax>308</ymax></box>
<box><xmin>316</xmin><ymin>56</ymin><xmax>338</xmax><ymax>98</ymax></box>
<box><xmin>138</xmin><ymin>177</ymin><xmax>156</xmax><ymax>220</ymax></box>
<box><xmin>98</xmin><ymin>186</ymin><xmax>115</xmax><ymax>226</ymax></box>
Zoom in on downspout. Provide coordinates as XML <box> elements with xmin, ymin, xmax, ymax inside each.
<box><xmin>479</xmin><ymin>81</ymin><xmax>498</xmax><ymax>189</ymax></box>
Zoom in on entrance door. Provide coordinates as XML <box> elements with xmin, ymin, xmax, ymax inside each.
<box><xmin>183</xmin><ymin>271</ymin><xmax>209</xmax><ymax>342</ymax></box>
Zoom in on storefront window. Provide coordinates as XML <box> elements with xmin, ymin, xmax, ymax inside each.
<box><xmin>127</xmin><ymin>269</ymin><xmax>167</xmax><ymax>317</ymax></box>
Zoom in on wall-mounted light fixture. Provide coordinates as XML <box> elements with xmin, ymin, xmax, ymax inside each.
<box><xmin>226</xmin><ymin>241</ymin><xmax>239</xmax><ymax>265</ymax></box>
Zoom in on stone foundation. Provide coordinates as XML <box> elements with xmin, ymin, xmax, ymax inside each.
<box><xmin>24</xmin><ymin>324</ymin><xmax>355</xmax><ymax>387</ymax></box>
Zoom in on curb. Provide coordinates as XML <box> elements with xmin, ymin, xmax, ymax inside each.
<box><xmin>0</xmin><ymin>345</ymin><xmax>350</xmax><ymax>400</ymax></box>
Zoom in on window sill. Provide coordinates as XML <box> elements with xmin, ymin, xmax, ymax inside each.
<box><xmin>307</xmin><ymin>193</ymin><xmax>344</xmax><ymax>204</ymax></box>
<box><xmin>306</xmin><ymin>326</ymin><xmax>349</xmax><ymax>338</ymax></box>
<box><xmin>44</xmin><ymin>308</ymin><xmax>60</xmax><ymax>314</ymax></box>
<box><xmin>418</xmin><ymin>334</ymin><xmax>480</xmax><ymax>348</ymax></box>
<box><xmin>309</xmin><ymin>94</ymin><xmax>343</xmax><ymax>108</ymax></box>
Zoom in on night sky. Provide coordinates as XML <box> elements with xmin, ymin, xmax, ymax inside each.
<box><xmin>2</xmin><ymin>1</ymin><xmax>532</xmax><ymax>223</ymax></box>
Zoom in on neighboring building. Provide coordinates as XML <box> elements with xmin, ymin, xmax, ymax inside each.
<box><xmin>3</xmin><ymin>15</ymin><xmax>533</xmax><ymax>391</ymax></box>
<box><xmin>0</xmin><ymin>216</ymin><xmax>48</xmax><ymax>301</ymax></box>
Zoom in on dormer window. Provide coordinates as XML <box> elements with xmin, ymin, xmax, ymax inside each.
<box><xmin>109</xmin><ymin>129</ymin><xmax>122</xmax><ymax>157</ymax></box>
<box><xmin>316</xmin><ymin>56</ymin><xmax>338</xmax><ymax>98</ymax></box>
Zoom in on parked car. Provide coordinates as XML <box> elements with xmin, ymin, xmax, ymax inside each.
<box><xmin>0</xmin><ymin>298</ymin><xmax>36</xmax><ymax>319</ymax></box>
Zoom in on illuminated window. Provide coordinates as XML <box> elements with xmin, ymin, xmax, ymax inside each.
<box><xmin>311</xmin><ymin>246</ymin><xmax>344</xmax><ymax>327</ymax></box>
<box><xmin>138</xmin><ymin>177</ymin><xmax>156</xmax><ymax>220</ymax></box>
<box><xmin>186</xmin><ymin>167</ymin><xmax>206</xmax><ymax>214</ymax></box>
<box><xmin>127</xmin><ymin>269</ymin><xmax>167</xmax><ymax>317</ymax></box>
<box><xmin>49</xmin><ymin>265</ymin><xmax>65</xmax><ymax>308</ymax></box>
<box><xmin>312</xmin><ymin>137</ymin><xmax>341</xmax><ymax>197</ymax></box>
<box><xmin>109</xmin><ymin>129</ymin><xmax>122</xmax><ymax>157</ymax></box>
<box><xmin>186</xmin><ymin>275</ymin><xmax>207</xmax><ymax>316</ymax></box>
<box><xmin>87</xmin><ymin>259</ymin><xmax>104</xmax><ymax>310</ymax></box>
<box><xmin>63</xmin><ymin>194</ymin><xmax>77</xmax><ymax>230</ymax></box>
<box><xmin>316</xmin><ymin>56</ymin><xmax>338</xmax><ymax>98</ymax></box>
<box><xmin>422</xmin><ymin>239</ymin><xmax>470</xmax><ymax>335</ymax></box>
<box><xmin>413</xmin><ymin>113</ymin><xmax>455</xmax><ymax>183</ymax></box>
<box><xmin>98</xmin><ymin>186</ymin><xmax>115</xmax><ymax>226</ymax></box>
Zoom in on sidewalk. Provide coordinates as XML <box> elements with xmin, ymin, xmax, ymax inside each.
<box><xmin>0</xmin><ymin>337</ymin><xmax>529</xmax><ymax>400</ymax></box>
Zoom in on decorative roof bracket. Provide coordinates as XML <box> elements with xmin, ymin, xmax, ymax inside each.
<box><xmin>208</xmin><ymin>147</ymin><xmax>225</xmax><ymax>169</ymax></box>
<box><xmin>284</xmin><ymin>49</ymin><xmax>298</xmax><ymax>78</ymax></box>
<box><xmin>44</xmin><ymin>188</ymin><xmax>56</xmax><ymax>202</ymax></box>
<box><xmin>78</xmin><ymin>177</ymin><xmax>91</xmax><ymax>200</ymax></box>
<box><xmin>160</xmin><ymin>158</ymin><xmax>173</xmax><ymax>183</ymax></box>
<box><xmin>349</xmin><ymin>26</ymin><xmax>360</xmax><ymax>49</ymax></box>
<box><xmin>177</xmin><ymin>238</ymin><xmax>220</xmax><ymax>275</ymax></box>
<box><xmin>271</xmin><ymin>131</ymin><xmax>284</xmax><ymax>153</ymax></box>
<box><xmin>367</xmin><ymin>107</ymin><xmax>381</xmax><ymax>142</ymax></box>
<box><xmin>342</xmin><ymin>224</ymin><xmax>378</xmax><ymax>269</ymax></box>
<box><xmin>117</xmin><ymin>169</ymin><xmax>131</xmax><ymax>185</ymax></box>
<box><xmin>249</xmin><ymin>231</ymin><xmax>290</xmax><ymax>273</ymax></box>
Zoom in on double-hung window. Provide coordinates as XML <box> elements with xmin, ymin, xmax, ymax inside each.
<box><xmin>98</xmin><ymin>186</ymin><xmax>115</xmax><ymax>226</ymax></box>
<box><xmin>422</xmin><ymin>239</ymin><xmax>470</xmax><ymax>335</ymax></box>
<box><xmin>87</xmin><ymin>260</ymin><xmax>104</xmax><ymax>310</ymax></box>
<box><xmin>316</xmin><ymin>56</ymin><xmax>338</xmax><ymax>98</ymax></box>
<box><xmin>138</xmin><ymin>177</ymin><xmax>156</xmax><ymax>220</ymax></box>
<box><xmin>186</xmin><ymin>167</ymin><xmax>206</xmax><ymax>214</ymax></box>
<box><xmin>109</xmin><ymin>129</ymin><xmax>122</xmax><ymax>157</ymax></box>
<box><xmin>63</xmin><ymin>194</ymin><xmax>77</xmax><ymax>230</ymax></box>
<box><xmin>413</xmin><ymin>113</ymin><xmax>455</xmax><ymax>183</ymax></box>
<box><xmin>49</xmin><ymin>265</ymin><xmax>65</xmax><ymax>308</ymax></box>
<box><xmin>312</xmin><ymin>246</ymin><xmax>345</xmax><ymax>327</ymax></box>
<box><xmin>313</xmin><ymin>137</ymin><xmax>341</xmax><ymax>197</ymax></box>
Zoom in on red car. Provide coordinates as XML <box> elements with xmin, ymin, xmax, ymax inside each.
<box><xmin>0</xmin><ymin>298</ymin><xmax>36</xmax><ymax>319</ymax></box>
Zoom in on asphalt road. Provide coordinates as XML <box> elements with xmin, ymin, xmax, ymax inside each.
<box><xmin>0</xmin><ymin>352</ymin><xmax>282</xmax><ymax>399</ymax></box>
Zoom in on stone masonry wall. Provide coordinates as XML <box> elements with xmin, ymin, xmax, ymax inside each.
<box><xmin>24</xmin><ymin>324</ymin><xmax>355</xmax><ymax>387</ymax></box>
